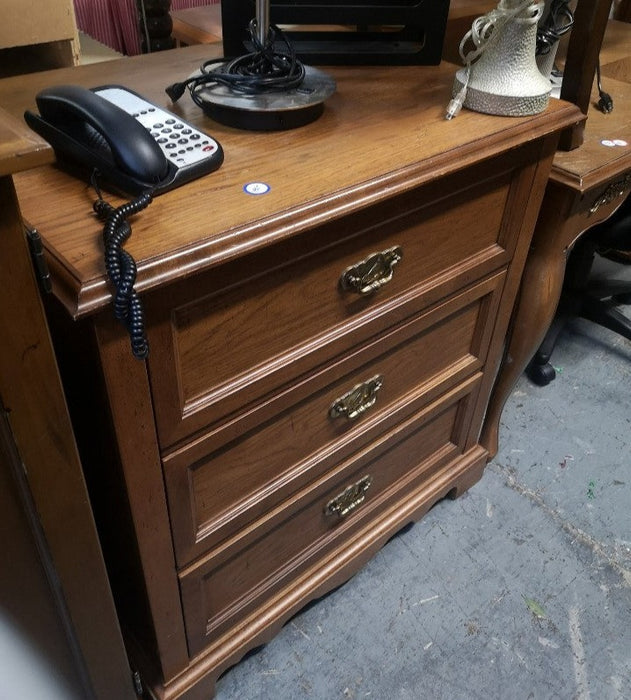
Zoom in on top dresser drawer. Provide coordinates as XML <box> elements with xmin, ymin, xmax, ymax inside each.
<box><xmin>146</xmin><ymin>159</ymin><xmax>527</xmax><ymax>448</ymax></box>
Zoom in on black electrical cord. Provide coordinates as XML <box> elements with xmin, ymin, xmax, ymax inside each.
<box><xmin>92</xmin><ymin>175</ymin><xmax>153</xmax><ymax>359</ymax></box>
<box><xmin>165</xmin><ymin>19</ymin><xmax>305</xmax><ymax>106</ymax></box>
<box><xmin>536</xmin><ymin>0</ymin><xmax>574</xmax><ymax>55</ymax></box>
<box><xmin>596</xmin><ymin>59</ymin><xmax>614</xmax><ymax>113</ymax></box>
<box><xmin>535</xmin><ymin>0</ymin><xmax>612</xmax><ymax>114</ymax></box>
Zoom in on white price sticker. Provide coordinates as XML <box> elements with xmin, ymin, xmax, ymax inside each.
<box><xmin>244</xmin><ymin>182</ymin><xmax>271</xmax><ymax>195</ymax></box>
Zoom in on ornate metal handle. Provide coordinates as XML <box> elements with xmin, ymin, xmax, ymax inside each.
<box><xmin>590</xmin><ymin>173</ymin><xmax>631</xmax><ymax>214</ymax></box>
<box><xmin>329</xmin><ymin>375</ymin><xmax>383</xmax><ymax>421</ymax></box>
<box><xmin>340</xmin><ymin>246</ymin><xmax>403</xmax><ymax>295</ymax></box>
<box><xmin>324</xmin><ymin>475</ymin><xmax>373</xmax><ymax>518</ymax></box>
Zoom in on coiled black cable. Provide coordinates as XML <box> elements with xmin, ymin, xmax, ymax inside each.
<box><xmin>165</xmin><ymin>19</ymin><xmax>305</xmax><ymax>106</ymax></box>
<box><xmin>93</xmin><ymin>188</ymin><xmax>153</xmax><ymax>359</ymax></box>
<box><xmin>536</xmin><ymin>0</ymin><xmax>574</xmax><ymax>55</ymax></box>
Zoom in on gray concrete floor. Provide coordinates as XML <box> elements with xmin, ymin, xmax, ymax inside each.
<box><xmin>215</xmin><ymin>284</ymin><xmax>631</xmax><ymax>698</ymax></box>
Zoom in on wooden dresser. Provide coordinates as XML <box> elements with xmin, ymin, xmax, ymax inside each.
<box><xmin>4</xmin><ymin>46</ymin><xmax>580</xmax><ymax>699</ymax></box>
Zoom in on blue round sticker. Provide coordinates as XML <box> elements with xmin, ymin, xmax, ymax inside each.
<box><xmin>244</xmin><ymin>182</ymin><xmax>271</xmax><ymax>195</ymax></box>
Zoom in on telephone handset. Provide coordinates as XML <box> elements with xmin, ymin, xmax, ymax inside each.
<box><xmin>24</xmin><ymin>84</ymin><xmax>223</xmax><ymax>195</ymax></box>
<box><xmin>23</xmin><ymin>84</ymin><xmax>225</xmax><ymax>361</ymax></box>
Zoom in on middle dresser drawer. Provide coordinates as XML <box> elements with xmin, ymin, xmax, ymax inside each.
<box><xmin>163</xmin><ymin>274</ymin><xmax>504</xmax><ymax>566</ymax></box>
<box><xmin>147</xmin><ymin>166</ymin><xmax>517</xmax><ymax>448</ymax></box>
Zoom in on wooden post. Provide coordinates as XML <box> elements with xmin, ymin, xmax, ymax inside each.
<box><xmin>558</xmin><ymin>0</ymin><xmax>613</xmax><ymax>150</ymax></box>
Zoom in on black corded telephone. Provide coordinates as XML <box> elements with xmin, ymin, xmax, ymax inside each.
<box><xmin>24</xmin><ymin>84</ymin><xmax>225</xmax><ymax>360</ymax></box>
<box><xmin>24</xmin><ymin>84</ymin><xmax>223</xmax><ymax>195</ymax></box>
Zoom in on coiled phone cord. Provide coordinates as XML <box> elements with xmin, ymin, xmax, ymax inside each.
<box><xmin>92</xmin><ymin>184</ymin><xmax>153</xmax><ymax>360</ymax></box>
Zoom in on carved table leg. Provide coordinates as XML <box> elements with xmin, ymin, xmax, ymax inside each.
<box><xmin>481</xmin><ymin>178</ymin><xmax>629</xmax><ymax>458</ymax></box>
<box><xmin>481</xmin><ymin>184</ymin><xmax>575</xmax><ymax>458</ymax></box>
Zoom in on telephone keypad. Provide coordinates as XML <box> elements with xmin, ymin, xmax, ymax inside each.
<box><xmin>95</xmin><ymin>86</ymin><xmax>221</xmax><ymax>173</ymax></box>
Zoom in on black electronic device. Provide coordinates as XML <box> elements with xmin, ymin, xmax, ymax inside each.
<box><xmin>221</xmin><ymin>0</ymin><xmax>451</xmax><ymax>65</ymax></box>
<box><xmin>24</xmin><ymin>84</ymin><xmax>224</xmax><ymax>360</ymax></box>
<box><xmin>24</xmin><ymin>84</ymin><xmax>223</xmax><ymax>196</ymax></box>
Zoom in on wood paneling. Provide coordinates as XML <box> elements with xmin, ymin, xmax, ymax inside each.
<box><xmin>0</xmin><ymin>108</ymin><xmax>134</xmax><ymax>700</ymax></box>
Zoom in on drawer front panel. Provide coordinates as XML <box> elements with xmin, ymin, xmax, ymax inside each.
<box><xmin>179</xmin><ymin>376</ymin><xmax>481</xmax><ymax>657</ymax></box>
<box><xmin>163</xmin><ymin>275</ymin><xmax>503</xmax><ymax>566</ymax></box>
<box><xmin>148</xmin><ymin>169</ymin><xmax>515</xmax><ymax>447</ymax></box>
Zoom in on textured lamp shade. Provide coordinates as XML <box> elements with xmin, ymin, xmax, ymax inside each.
<box><xmin>453</xmin><ymin>0</ymin><xmax>551</xmax><ymax>117</ymax></box>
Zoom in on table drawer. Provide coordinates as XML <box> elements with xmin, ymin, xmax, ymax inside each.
<box><xmin>147</xmin><ymin>168</ymin><xmax>517</xmax><ymax>448</ymax></box>
<box><xmin>178</xmin><ymin>375</ymin><xmax>482</xmax><ymax>657</ymax></box>
<box><xmin>163</xmin><ymin>274</ymin><xmax>503</xmax><ymax>566</ymax></box>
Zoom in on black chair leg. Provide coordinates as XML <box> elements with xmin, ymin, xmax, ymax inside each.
<box><xmin>527</xmin><ymin>236</ymin><xmax>599</xmax><ymax>386</ymax></box>
<box><xmin>526</xmin><ymin>193</ymin><xmax>631</xmax><ymax>386</ymax></box>
<box><xmin>580</xmin><ymin>296</ymin><xmax>631</xmax><ymax>341</ymax></box>
<box><xmin>526</xmin><ymin>313</ymin><xmax>569</xmax><ymax>386</ymax></box>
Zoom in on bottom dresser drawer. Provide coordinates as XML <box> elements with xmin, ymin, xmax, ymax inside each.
<box><xmin>179</xmin><ymin>375</ymin><xmax>482</xmax><ymax>656</ymax></box>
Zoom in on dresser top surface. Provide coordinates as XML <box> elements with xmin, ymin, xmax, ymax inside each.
<box><xmin>2</xmin><ymin>44</ymin><xmax>580</xmax><ymax>316</ymax></box>
<box><xmin>0</xmin><ymin>107</ymin><xmax>54</xmax><ymax>177</ymax></box>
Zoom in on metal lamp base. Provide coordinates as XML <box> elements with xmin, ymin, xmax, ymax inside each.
<box><xmin>453</xmin><ymin>68</ymin><xmax>550</xmax><ymax>117</ymax></box>
<box><xmin>192</xmin><ymin>64</ymin><xmax>336</xmax><ymax>131</ymax></box>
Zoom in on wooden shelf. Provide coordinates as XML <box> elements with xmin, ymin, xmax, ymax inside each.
<box><xmin>171</xmin><ymin>5</ymin><xmax>222</xmax><ymax>47</ymax></box>
<box><xmin>0</xmin><ymin>0</ymin><xmax>79</xmax><ymax>76</ymax></box>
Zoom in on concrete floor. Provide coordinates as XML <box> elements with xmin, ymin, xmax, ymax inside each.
<box><xmin>215</xmin><ymin>293</ymin><xmax>631</xmax><ymax>698</ymax></box>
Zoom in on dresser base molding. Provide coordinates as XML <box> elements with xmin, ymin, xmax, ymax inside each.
<box><xmin>134</xmin><ymin>446</ymin><xmax>487</xmax><ymax>700</ymax></box>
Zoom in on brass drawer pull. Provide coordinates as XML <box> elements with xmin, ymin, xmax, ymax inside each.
<box><xmin>325</xmin><ymin>475</ymin><xmax>373</xmax><ymax>518</ymax></box>
<box><xmin>329</xmin><ymin>375</ymin><xmax>383</xmax><ymax>421</ymax></box>
<box><xmin>590</xmin><ymin>173</ymin><xmax>631</xmax><ymax>214</ymax></box>
<box><xmin>340</xmin><ymin>246</ymin><xmax>403</xmax><ymax>295</ymax></box>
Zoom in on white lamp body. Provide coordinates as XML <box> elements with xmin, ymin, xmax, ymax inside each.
<box><xmin>453</xmin><ymin>0</ymin><xmax>551</xmax><ymax>117</ymax></box>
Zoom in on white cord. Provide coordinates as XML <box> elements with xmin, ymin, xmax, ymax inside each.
<box><xmin>446</xmin><ymin>0</ymin><xmax>544</xmax><ymax>120</ymax></box>
<box><xmin>446</xmin><ymin>65</ymin><xmax>470</xmax><ymax>120</ymax></box>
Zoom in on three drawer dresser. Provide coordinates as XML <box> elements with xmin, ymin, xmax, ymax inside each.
<box><xmin>8</xmin><ymin>46</ymin><xmax>581</xmax><ymax>699</ymax></box>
